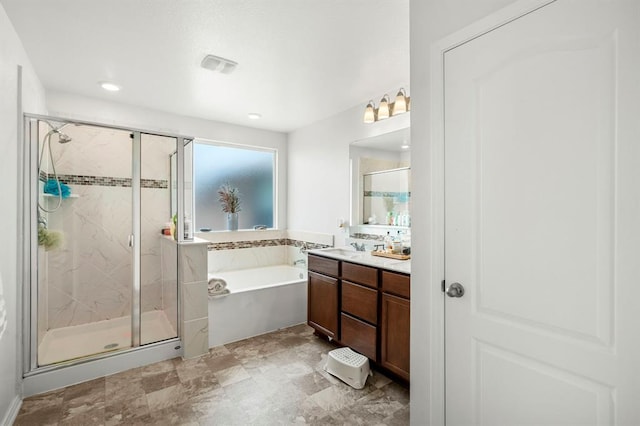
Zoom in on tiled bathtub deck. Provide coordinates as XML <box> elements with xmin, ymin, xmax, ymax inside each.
<box><xmin>15</xmin><ymin>324</ymin><xmax>409</xmax><ymax>425</ymax></box>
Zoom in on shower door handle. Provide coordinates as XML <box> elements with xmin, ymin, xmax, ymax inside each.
<box><xmin>128</xmin><ymin>234</ymin><xmax>134</xmax><ymax>247</ymax></box>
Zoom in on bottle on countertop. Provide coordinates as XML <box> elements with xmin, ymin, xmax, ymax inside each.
<box><xmin>184</xmin><ymin>215</ymin><xmax>193</xmax><ymax>240</ymax></box>
<box><xmin>384</xmin><ymin>231</ymin><xmax>393</xmax><ymax>252</ymax></box>
<box><xmin>392</xmin><ymin>231</ymin><xmax>403</xmax><ymax>254</ymax></box>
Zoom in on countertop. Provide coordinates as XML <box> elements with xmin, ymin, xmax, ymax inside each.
<box><xmin>308</xmin><ymin>247</ymin><xmax>411</xmax><ymax>275</ymax></box>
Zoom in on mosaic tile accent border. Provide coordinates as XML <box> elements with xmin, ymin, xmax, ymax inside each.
<box><xmin>350</xmin><ymin>232</ymin><xmax>386</xmax><ymax>241</ymax></box>
<box><xmin>364</xmin><ymin>191</ymin><xmax>411</xmax><ymax>199</ymax></box>
<box><xmin>207</xmin><ymin>238</ymin><xmax>330</xmax><ymax>251</ymax></box>
<box><xmin>41</xmin><ymin>173</ymin><xmax>168</xmax><ymax>189</ymax></box>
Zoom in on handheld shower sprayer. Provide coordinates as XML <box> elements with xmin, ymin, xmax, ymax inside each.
<box><xmin>38</xmin><ymin>120</ymin><xmax>77</xmax><ymax>213</ymax></box>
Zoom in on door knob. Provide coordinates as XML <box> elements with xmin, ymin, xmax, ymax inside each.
<box><xmin>446</xmin><ymin>282</ymin><xmax>465</xmax><ymax>298</ymax></box>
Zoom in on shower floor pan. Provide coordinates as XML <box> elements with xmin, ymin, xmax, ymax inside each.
<box><xmin>38</xmin><ymin>310</ymin><xmax>176</xmax><ymax>366</ymax></box>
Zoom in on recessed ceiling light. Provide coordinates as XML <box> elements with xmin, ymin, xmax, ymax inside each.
<box><xmin>401</xmin><ymin>142</ymin><xmax>410</xmax><ymax>150</ymax></box>
<box><xmin>100</xmin><ymin>82</ymin><xmax>121</xmax><ymax>92</ymax></box>
<box><xmin>248</xmin><ymin>113</ymin><xmax>262</xmax><ymax>120</ymax></box>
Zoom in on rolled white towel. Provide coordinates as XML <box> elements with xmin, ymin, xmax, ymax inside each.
<box><xmin>208</xmin><ymin>288</ymin><xmax>230</xmax><ymax>298</ymax></box>
<box><xmin>207</xmin><ymin>275</ymin><xmax>227</xmax><ymax>293</ymax></box>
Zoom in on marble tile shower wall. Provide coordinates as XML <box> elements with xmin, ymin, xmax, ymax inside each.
<box><xmin>46</xmin><ymin>184</ymin><xmax>132</xmax><ymax>329</ymax></box>
<box><xmin>42</xmin><ymin>126</ymin><xmax>177</xmax><ymax>331</ymax></box>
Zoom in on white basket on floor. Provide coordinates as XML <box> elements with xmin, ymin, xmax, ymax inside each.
<box><xmin>324</xmin><ymin>347</ymin><xmax>371</xmax><ymax>389</ymax></box>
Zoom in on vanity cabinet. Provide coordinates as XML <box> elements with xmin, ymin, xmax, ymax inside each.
<box><xmin>307</xmin><ymin>254</ymin><xmax>411</xmax><ymax>381</ymax></box>
<box><xmin>307</xmin><ymin>255</ymin><xmax>340</xmax><ymax>339</ymax></box>
<box><xmin>380</xmin><ymin>271</ymin><xmax>410</xmax><ymax>381</ymax></box>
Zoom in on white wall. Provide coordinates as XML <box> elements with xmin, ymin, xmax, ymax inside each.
<box><xmin>287</xmin><ymin>102</ymin><xmax>410</xmax><ymax>246</ymax></box>
<box><xmin>409</xmin><ymin>0</ymin><xmax>520</xmax><ymax>424</ymax></box>
<box><xmin>46</xmin><ymin>91</ymin><xmax>289</xmax><ymax>230</ymax></box>
<box><xmin>0</xmin><ymin>4</ymin><xmax>47</xmax><ymax>424</ymax></box>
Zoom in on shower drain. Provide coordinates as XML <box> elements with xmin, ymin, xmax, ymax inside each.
<box><xmin>104</xmin><ymin>343</ymin><xmax>119</xmax><ymax>349</ymax></box>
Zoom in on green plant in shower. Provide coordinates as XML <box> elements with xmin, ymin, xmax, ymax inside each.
<box><xmin>38</xmin><ymin>225</ymin><xmax>63</xmax><ymax>251</ymax></box>
<box><xmin>217</xmin><ymin>183</ymin><xmax>241</xmax><ymax>213</ymax></box>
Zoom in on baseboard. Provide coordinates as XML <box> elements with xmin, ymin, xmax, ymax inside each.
<box><xmin>2</xmin><ymin>394</ymin><xmax>22</xmax><ymax>426</ymax></box>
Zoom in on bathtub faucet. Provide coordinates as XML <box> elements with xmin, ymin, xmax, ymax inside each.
<box><xmin>350</xmin><ymin>242</ymin><xmax>366</xmax><ymax>252</ymax></box>
<box><xmin>293</xmin><ymin>259</ymin><xmax>307</xmax><ymax>266</ymax></box>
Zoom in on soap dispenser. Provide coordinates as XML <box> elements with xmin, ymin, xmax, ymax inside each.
<box><xmin>392</xmin><ymin>231</ymin><xmax>403</xmax><ymax>254</ymax></box>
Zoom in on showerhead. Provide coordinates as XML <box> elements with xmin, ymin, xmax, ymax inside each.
<box><xmin>56</xmin><ymin>131</ymin><xmax>72</xmax><ymax>144</ymax></box>
<box><xmin>43</xmin><ymin>121</ymin><xmax>75</xmax><ymax>144</ymax></box>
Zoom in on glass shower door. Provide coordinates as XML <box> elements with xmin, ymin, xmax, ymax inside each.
<box><xmin>35</xmin><ymin>120</ymin><xmax>135</xmax><ymax>366</ymax></box>
<box><xmin>140</xmin><ymin>133</ymin><xmax>178</xmax><ymax>344</ymax></box>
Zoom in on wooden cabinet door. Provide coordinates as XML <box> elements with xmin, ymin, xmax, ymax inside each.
<box><xmin>307</xmin><ymin>271</ymin><xmax>339</xmax><ymax>339</ymax></box>
<box><xmin>381</xmin><ymin>293</ymin><xmax>410</xmax><ymax>380</ymax></box>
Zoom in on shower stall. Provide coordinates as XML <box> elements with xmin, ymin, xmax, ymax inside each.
<box><xmin>22</xmin><ymin>115</ymin><xmax>192</xmax><ymax>374</ymax></box>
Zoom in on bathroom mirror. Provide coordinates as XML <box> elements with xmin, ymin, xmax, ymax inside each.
<box><xmin>350</xmin><ymin>127</ymin><xmax>411</xmax><ymax>227</ymax></box>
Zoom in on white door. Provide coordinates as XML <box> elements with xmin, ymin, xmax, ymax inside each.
<box><xmin>444</xmin><ymin>1</ymin><xmax>640</xmax><ymax>425</ymax></box>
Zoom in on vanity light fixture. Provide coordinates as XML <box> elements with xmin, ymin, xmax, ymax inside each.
<box><xmin>363</xmin><ymin>100</ymin><xmax>376</xmax><ymax>123</ymax></box>
<box><xmin>377</xmin><ymin>95</ymin><xmax>390</xmax><ymax>120</ymax></box>
<box><xmin>392</xmin><ymin>88</ymin><xmax>408</xmax><ymax>116</ymax></box>
<box><xmin>363</xmin><ymin>88</ymin><xmax>410</xmax><ymax>123</ymax></box>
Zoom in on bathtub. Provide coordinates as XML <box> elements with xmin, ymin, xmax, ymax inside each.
<box><xmin>208</xmin><ymin>265</ymin><xmax>308</xmax><ymax>347</ymax></box>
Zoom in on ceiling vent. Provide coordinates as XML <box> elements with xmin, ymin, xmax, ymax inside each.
<box><xmin>201</xmin><ymin>54</ymin><xmax>238</xmax><ymax>74</ymax></box>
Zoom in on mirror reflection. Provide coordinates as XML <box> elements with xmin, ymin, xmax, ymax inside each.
<box><xmin>363</xmin><ymin>167</ymin><xmax>411</xmax><ymax>226</ymax></box>
<box><xmin>350</xmin><ymin>127</ymin><xmax>411</xmax><ymax>228</ymax></box>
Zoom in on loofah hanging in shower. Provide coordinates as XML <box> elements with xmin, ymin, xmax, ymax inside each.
<box><xmin>38</xmin><ymin>225</ymin><xmax>63</xmax><ymax>251</ymax></box>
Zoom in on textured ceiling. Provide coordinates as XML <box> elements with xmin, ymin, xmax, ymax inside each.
<box><xmin>2</xmin><ymin>0</ymin><xmax>409</xmax><ymax>132</ymax></box>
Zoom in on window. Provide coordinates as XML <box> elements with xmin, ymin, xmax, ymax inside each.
<box><xmin>193</xmin><ymin>142</ymin><xmax>275</xmax><ymax>231</ymax></box>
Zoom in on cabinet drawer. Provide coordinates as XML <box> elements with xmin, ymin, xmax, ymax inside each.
<box><xmin>342</xmin><ymin>281</ymin><xmax>378</xmax><ymax>324</ymax></box>
<box><xmin>341</xmin><ymin>313</ymin><xmax>377</xmax><ymax>361</ymax></box>
<box><xmin>308</xmin><ymin>254</ymin><xmax>340</xmax><ymax>277</ymax></box>
<box><xmin>382</xmin><ymin>271</ymin><xmax>410</xmax><ymax>299</ymax></box>
<box><xmin>342</xmin><ymin>262</ymin><xmax>378</xmax><ymax>288</ymax></box>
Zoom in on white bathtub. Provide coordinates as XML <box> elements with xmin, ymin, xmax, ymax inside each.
<box><xmin>208</xmin><ymin>265</ymin><xmax>308</xmax><ymax>347</ymax></box>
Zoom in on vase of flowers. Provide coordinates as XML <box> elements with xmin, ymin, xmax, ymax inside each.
<box><xmin>218</xmin><ymin>183</ymin><xmax>241</xmax><ymax>231</ymax></box>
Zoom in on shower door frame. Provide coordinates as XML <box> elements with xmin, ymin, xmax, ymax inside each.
<box><xmin>22</xmin><ymin>113</ymin><xmax>193</xmax><ymax>375</ymax></box>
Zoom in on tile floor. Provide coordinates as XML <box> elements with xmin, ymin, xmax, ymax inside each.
<box><xmin>15</xmin><ymin>324</ymin><xmax>410</xmax><ymax>425</ymax></box>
